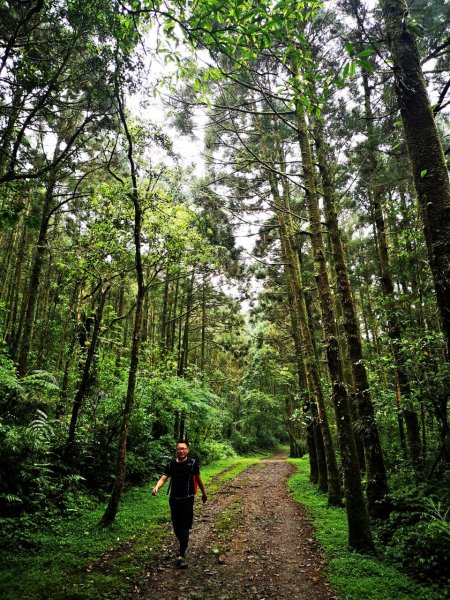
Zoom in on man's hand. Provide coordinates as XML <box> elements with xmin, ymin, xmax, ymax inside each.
<box><xmin>202</xmin><ymin>493</ymin><xmax>208</xmax><ymax>503</ymax></box>
<box><xmin>152</xmin><ymin>486</ymin><xmax>159</xmax><ymax>495</ymax></box>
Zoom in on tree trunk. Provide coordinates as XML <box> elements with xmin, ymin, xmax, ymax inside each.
<box><xmin>168</xmin><ymin>275</ymin><xmax>180</xmax><ymax>355</ymax></box>
<box><xmin>16</xmin><ymin>136</ymin><xmax>63</xmax><ymax>375</ymax></box>
<box><xmin>65</xmin><ymin>286</ymin><xmax>109</xmax><ymax>454</ymax></box>
<box><xmin>262</xmin><ymin>130</ymin><xmax>341</xmax><ymax>503</ymax></box>
<box><xmin>0</xmin><ymin>85</ymin><xmax>24</xmax><ymax>176</ymax></box>
<box><xmin>200</xmin><ymin>275</ymin><xmax>207</xmax><ymax>372</ymax></box>
<box><xmin>160</xmin><ymin>262</ymin><xmax>171</xmax><ymax>356</ymax></box>
<box><xmin>17</xmin><ymin>176</ymin><xmax>56</xmax><ymax>375</ymax></box>
<box><xmin>0</xmin><ymin>228</ymin><xmax>16</xmax><ymax>301</ymax></box>
<box><xmin>382</xmin><ymin>0</ymin><xmax>450</xmax><ymax>361</ymax></box>
<box><xmin>100</xmin><ymin>235</ymin><xmax>145</xmax><ymax>525</ymax></box>
<box><xmin>35</xmin><ymin>247</ymin><xmax>54</xmax><ymax>365</ymax></box>
<box><xmin>100</xmin><ymin>78</ymin><xmax>146</xmax><ymax>526</ymax></box>
<box><xmin>361</xmin><ymin>69</ymin><xmax>422</xmax><ymax>469</ymax></box>
<box><xmin>114</xmin><ymin>279</ymin><xmax>126</xmax><ymax>377</ymax></box>
<box><xmin>178</xmin><ymin>270</ymin><xmax>195</xmax><ymax>377</ymax></box>
<box><xmin>294</xmin><ymin>98</ymin><xmax>374</xmax><ymax>552</ymax></box>
<box><xmin>141</xmin><ymin>264</ymin><xmax>151</xmax><ymax>343</ymax></box>
<box><xmin>282</xmin><ymin>239</ymin><xmax>314</xmax><ymax>461</ymax></box>
<box><xmin>3</xmin><ymin>217</ymin><xmax>29</xmax><ymax>355</ymax></box>
<box><xmin>314</xmin><ymin>119</ymin><xmax>390</xmax><ymax>519</ymax></box>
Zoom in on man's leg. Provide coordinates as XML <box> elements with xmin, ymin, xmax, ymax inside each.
<box><xmin>170</xmin><ymin>497</ymin><xmax>194</xmax><ymax>561</ymax></box>
<box><xmin>177</xmin><ymin>526</ymin><xmax>190</xmax><ymax>557</ymax></box>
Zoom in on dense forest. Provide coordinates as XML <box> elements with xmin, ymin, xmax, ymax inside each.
<box><xmin>1</xmin><ymin>0</ymin><xmax>449</xmax><ymax>596</ymax></box>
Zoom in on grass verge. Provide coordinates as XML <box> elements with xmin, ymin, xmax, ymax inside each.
<box><xmin>0</xmin><ymin>455</ymin><xmax>262</xmax><ymax>600</ymax></box>
<box><xmin>288</xmin><ymin>457</ymin><xmax>444</xmax><ymax>600</ymax></box>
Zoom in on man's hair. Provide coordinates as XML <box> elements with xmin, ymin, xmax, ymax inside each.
<box><xmin>176</xmin><ymin>439</ymin><xmax>189</xmax><ymax>447</ymax></box>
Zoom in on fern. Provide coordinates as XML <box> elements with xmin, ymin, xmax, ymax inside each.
<box><xmin>0</xmin><ymin>351</ymin><xmax>20</xmax><ymax>391</ymax></box>
<box><xmin>21</xmin><ymin>371</ymin><xmax>59</xmax><ymax>397</ymax></box>
<box><xmin>423</xmin><ymin>498</ymin><xmax>450</xmax><ymax>522</ymax></box>
<box><xmin>0</xmin><ymin>493</ymin><xmax>23</xmax><ymax>505</ymax></box>
<box><xmin>28</xmin><ymin>410</ymin><xmax>55</xmax><ymax>443</ymax></box>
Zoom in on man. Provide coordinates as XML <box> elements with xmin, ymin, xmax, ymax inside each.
<box><xmin>152</xmin><ymin>439</ymin><xmax>207</xmax><ymax>568</ymax></box>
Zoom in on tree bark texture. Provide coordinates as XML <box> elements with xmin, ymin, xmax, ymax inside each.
<box><xmin>361</xmin><ymin>70</ymin><xmax>422</xmax><ymax>469</ymax></box>
<box><xmin>65</xmin><ymin>286</ymin><xmax>109</xmax><ymax>454</ymax></box>
<box><xmin>17</xmin><ymin>174</ymin><xmax>57</xmax><ymax>376</ymax></box>
<box><xmin>382</xmin><ymin>0</ymin><xmax>450</xmax><ymax>360</ymax></box>
<box><xmin>101</xmin><ymin>189</ymin><xmax>145</xmax><ymax>526</ymax></box>
<box><xmin>178</xmin><ymin>270</ymin><xmax>195</xmax><ymax>377</ymax></box>
<box><xmin>295</xmin><ymin>99</ymin><xmax>374</xmax><ymax>552</ymax></box>
<box><xmin>100</xmin><ymin>78</ymin><xmax>146</xmax><ymax>526</ymax></box>
<box><xmin>278</xmin><ymin>158</ymin><xmax>338</xmax><ymax>497</ymax></box>
<box><xmin>262</xmin><ymin>131</ymin><xmax>342</xmax><ymax>503</ymax></box>
<box><xmin>314</xmin><ymin>119</ymin><xmax>390</xmax><ymax>519</ymax></box>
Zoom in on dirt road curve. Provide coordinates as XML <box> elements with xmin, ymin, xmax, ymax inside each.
<box><xmin>132</xmin><ymin>454</ymin><xmax>337</xmax><ymax>600</ymax></box>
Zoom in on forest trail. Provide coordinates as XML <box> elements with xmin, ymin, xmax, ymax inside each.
<box><xmin>130</xmin><ymin>453</ymin><xmax>336</xmax><ymax>600</ymax></box>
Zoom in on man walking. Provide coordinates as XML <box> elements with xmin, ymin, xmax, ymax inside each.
<box><xmin>152</xmin><ymin>439</ymin><xmax>207</xmax><ymax>568</ymax></box>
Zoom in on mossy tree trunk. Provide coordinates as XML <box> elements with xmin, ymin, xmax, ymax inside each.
<box><xmin>314</xmin><ymin>119</ymin><xmax>390</xmax><ymax>519</ymax></box>
<box><xmin>294</xmin><ymin>98</ymin><xmax>374</xmax><ymax>552</ymax></box>
<box><xmin>361</xmin><ymin>69</ymin><xmax>422</xmax><ymax>469</ymax></box>
<box><xmin>381</xmin><ymin>0</ymin><xmax>450</xmax><ymax>361</ymax></box>
<box><xmin>259</xmin><ymin>126</ymin><xmax>342</xmax><ymax>502</ymax></box>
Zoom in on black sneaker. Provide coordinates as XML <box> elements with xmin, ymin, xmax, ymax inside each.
<box><xmin>176</xmin><ymin>556</ymin><xmax>188</xmax><ymax>569</ymax></box>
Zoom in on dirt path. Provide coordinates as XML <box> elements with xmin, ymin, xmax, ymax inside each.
<box><xmin>131</xmin><ymin>454</ymin><xmax>337</xmax><ymax>600</ymax></box>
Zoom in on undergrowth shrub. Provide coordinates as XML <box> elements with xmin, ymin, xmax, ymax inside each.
<box><xmin>377</xmin><ymin>483</ymin><xmax>450</xmax><ymax>593</ymax></box>
<box><xmin>192</xmin><ymin>440</ymin><xmax>236</xmax><ymax>464</ymax></box>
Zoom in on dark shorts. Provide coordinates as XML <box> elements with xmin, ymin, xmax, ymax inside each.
<box><xmin>169</xmin><ymin>496</ymin><xmax>195</xmax><ymax>530</ymax></box>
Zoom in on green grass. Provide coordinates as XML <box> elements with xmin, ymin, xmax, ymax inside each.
<box><xmin>0</xmin><ymin>455</ymin><xmax>261</xmax><ymax>600</ymax></box>
<box><xmin>203</xmin><ymin>455</ymin><xmax>265</xmax><ymax>490</ymax></box>
<box><xmin>288</xmin><ymin>457</ymin><xmax>445</xmax><ymax>600</ymax></box>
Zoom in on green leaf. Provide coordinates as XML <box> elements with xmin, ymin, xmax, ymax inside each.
<box><xmin>358</xmin><ymin>48</ymin><xmax>374</xmax><ymax>57</ymax></box>
<box><xmin>420</xmin><ymin>169</ymin><xmax>427</xmax><ymax>178</ymax></box>
<box><xmin>358</xmin><ymin>58</ymin><xmax>374</xmax><ymax>73</ymax></box>
<box><xmin>345</xmin><ymin>41</ymin><xmax>355</xmax><ymax>57</ymax></box>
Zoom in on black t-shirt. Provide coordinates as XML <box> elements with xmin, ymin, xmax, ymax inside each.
<box><xmin>163</xmin><ymin>458</ymin><xmax>199</xmax><ymax>499</ymax></box>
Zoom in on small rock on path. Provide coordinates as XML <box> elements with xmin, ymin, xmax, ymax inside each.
<box><xmin>131</xmin><ymin>453</ymin><xmax>337</xmax><ymax>600</ymax></box>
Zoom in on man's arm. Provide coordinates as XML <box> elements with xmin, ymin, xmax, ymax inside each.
<box><xmin>152</xmin><ymin>474</ymin><xmax>168</xmax><ymax>495</ymax></box>
<box><xmin>196</xmin><ymin>474</ymin><xmax>208</xmax><ymax>503</ymax></box>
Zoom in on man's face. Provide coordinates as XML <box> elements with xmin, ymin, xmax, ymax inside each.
<box><xmin>176</xmin><ymin>443</ymin><xmax>189</xmax><ymax>460</ymax></box>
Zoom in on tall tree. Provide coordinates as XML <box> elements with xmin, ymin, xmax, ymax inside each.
<box><xmin>293</xmin><ymin>94</ymin><xmax>373</xmax><ymax>552</ymax></box>
<box><xmin>314</xmin><ymin>116</ymin><xmax>390</xmax><ymax>518</ymax></box>
<box><xmin>101</xmin><ymin>70</ymin><xmax>146</xmax><ymax>526</ymax></box>
<box><xmin>262</xmin><ymin>128</ymin><xmax>341</xmax><ymax>499</ymax></box>
<box><xmin>381</xmin><ymin>0</ymin><xmax>450</xmax><ymax>360</ymax></box>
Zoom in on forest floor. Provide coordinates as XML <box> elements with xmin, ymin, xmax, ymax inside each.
<box><xmin>128</xmin><ymin>451</ymin><xmax>337</xmax><ymax>600</ymax></box>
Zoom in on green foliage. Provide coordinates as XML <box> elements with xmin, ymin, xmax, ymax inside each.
<box><xmin>288</xmin><ymin>458</ymin><xmax>441</xmax><ymax>600</ymax></box>
<box><xmin>0</xmin><ymin>362</ymin><xmax>59</xmax><ymax>424</ymax></box>
<box><xmin>376</xmin><ymin>483</ymin><xmax>450</xmax><ymax>592</ymax></box>
<box><xmin>0</xmin><ymin>1</ymin><xmax>449</xmax><ymax>592</ymax></box>
<box><xmin>0</xmin><ymin>351</ymin><xmax>19</xmax><ymax>398</ymax></box>
<box><xmin>385</xmin><ymin>519</ymin><xmax>450</xmax><ymax>591</ymax></box>
<box><xmin>131</xmin><ymin>375</ymin><xmax>232</xmax><ymax>466</ymax></box>
<box><xmin>0</xmin><ymin>350</ymin><xmax>68</xmax><ymax>516</ymax></box>
<box><xmin>232</xmin><ymin>388</ymin><xmax>285</xmax><ymax>452</ymax></box>
<box><xmin>0</xmin><ymin>457</ymin><xmax>255</xmax><ymax>600</ymax></box>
